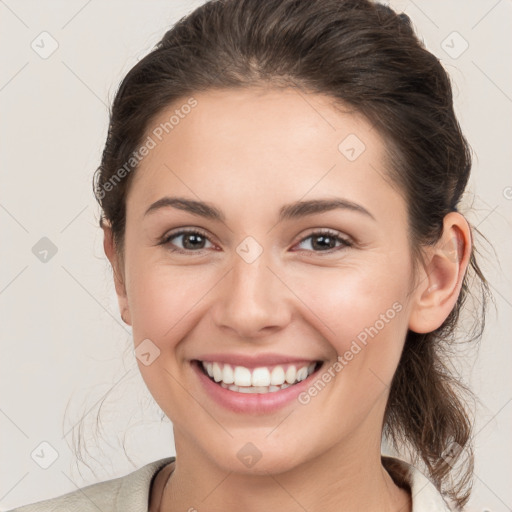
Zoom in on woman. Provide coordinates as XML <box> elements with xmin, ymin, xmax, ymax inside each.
<box><xmin>10</xmin><ymin>0</ymin><xmax>490</xmax><ymax>510</ymax></box>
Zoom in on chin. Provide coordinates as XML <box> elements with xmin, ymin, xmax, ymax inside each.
<box><xmin>200</xmin><ymin>438</ymin><xmax>308</xmax><ymax>477</ymax></box>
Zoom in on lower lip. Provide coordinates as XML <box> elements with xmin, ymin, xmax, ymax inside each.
<box><xmin>191</xmin><ymin>360</ymin><xmax>322</xmax><ymax>415</ymax></box>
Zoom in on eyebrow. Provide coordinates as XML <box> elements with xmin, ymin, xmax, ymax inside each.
<box><xmin>144</xmin><ymin>196</ymin><xmax>376</xmax><ymax>222</ymax></box>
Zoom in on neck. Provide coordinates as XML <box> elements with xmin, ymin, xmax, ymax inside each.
<box><xmin>160</xmin><ymin>435</ymin><xmax>411</xmax><ymax>512</ymax></box>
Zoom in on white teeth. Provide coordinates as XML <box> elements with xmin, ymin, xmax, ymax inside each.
<box><xmin>233</xmin><ymin>366</ymin><xmax>252</xmax><ymax>387</ymax></box>
<box><xmin>212</xmin><ymin>362</ymin><xmax>223</xmax><ymax>382</ymax></box>
<box><xmin>222</xmin><ymin>364</ymin><xmax>234</xmax><ymax>384</ymax></box>
<box><xmin>238</xmin><ymin>386</ymin><xmax>268</xmax><ymax>394</ymax></box>
<box><xmin>296</xmin><ymin>367</ymin><xmax>308</xmax><ymax>382</ymax></box>
<box><xmin>285</xmin><ymin>366</ymin><xmax>297</xmax><ymax>384</ymax></box>
<box><xmin>251</xmin><ymin>367</ymin><xmax>270</xmax><ymax>387</ymax></box>
<box><xmin>200</xmin><ymin>361</ymin><xmax>318</xmax><ymax>393</ymax></box>
<box><xmin>270</xmin><ymin>366</ymin><xmax>286</xmax><ymax>386</ymax></box>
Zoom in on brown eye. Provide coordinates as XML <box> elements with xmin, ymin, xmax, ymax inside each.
<box><xmin>294</xmin><ymin>230</ymin><xmax>352</xmax><ymax>253</ymax></box>
<box><xmin>161</xmin><ymin>229</ymin><xmax>214</xmax><ymax>253</ymax></box>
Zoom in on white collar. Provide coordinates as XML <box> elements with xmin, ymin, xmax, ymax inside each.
<box><xmin>382</xmin><ymin>455</ymin><xmax>454</xmax><ymax>511</ymax></box>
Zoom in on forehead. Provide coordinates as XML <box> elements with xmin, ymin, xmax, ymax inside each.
<box><xmin>127</xmin><ymin>87</ymin><xmax>404</xmax><ymax>223</ymax></box>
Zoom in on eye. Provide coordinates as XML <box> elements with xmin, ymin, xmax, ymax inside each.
<box><xmin>159</xmin><ymin>227</ymin><xmax>353</xmax><ymax>255</ymax></box>
<box><xmin>293</xmin><ymin>229</ymin><xmax>353</xmax><ymax>253</ymax></box>
<box><xmin>160</xmin><ymin>228</ymin><xmax>215</xmax><ymax>254</ymax></box>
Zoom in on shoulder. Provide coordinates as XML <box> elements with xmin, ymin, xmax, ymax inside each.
<box><xmin>7</xmin><ymin>457</ymin><xmax>175</xmax><ymax>512</ymax></box>
<box><xmin>9</xmin><ymin>455</ymin><xmax>461</xmax><ymax>511</ymax></box>
<box><xmin>382</xmin><ymin>455</ymin><xmax>455</xmax><ymax>512</ymax></box>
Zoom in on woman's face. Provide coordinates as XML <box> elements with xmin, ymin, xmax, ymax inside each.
<box><xmin>114</xmin><ymin>87</ymin><xmax>419</xmax><ymax>473</ymax></box>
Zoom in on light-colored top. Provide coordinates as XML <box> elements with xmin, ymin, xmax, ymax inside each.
<box><xmin>8</xmin><ymin>455</ymin><xmax>453</xmax><ymax>511</ymax></box>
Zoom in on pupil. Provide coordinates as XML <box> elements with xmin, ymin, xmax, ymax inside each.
<box><xmin>313</xmin><ymin>235</ymin><xmax>335</xmax><ymax>250</ymax></box>
<box><xmin>184</xmin><ymin>234</ymin><xmax>204</xmax><ymax>249</ymax></box>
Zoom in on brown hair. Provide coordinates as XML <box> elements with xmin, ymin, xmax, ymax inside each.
<box><xmin>92</xmin><ymin>0</ymin><xmax>491</xmax><ymax>507</ymax></box>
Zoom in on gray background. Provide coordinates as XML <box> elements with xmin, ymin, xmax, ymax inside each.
<box><xmin>1</xmin><ymin>1</ymin><xmax>511</xmax><ymax>510</ymax></box>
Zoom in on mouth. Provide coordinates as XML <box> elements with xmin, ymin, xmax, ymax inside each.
<box><xmin>194</xmin><ymin>360</ymin><xmax>322</xmax><ymax>394</ymax></box>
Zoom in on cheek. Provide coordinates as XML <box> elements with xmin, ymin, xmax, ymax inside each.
<box><xmin>293</xmin><ymin>258</ymin><xmax>411</xmax><ymax>379</ymax></box>
<box><xmin>126</xmin><ymin>263</ymin><xmax>209</xmax><ymax>342</ymax></box>
<box><xmin>124</xmin><ymin>260</ymin><xmax>215</xmax><ymax>422</ymax></box>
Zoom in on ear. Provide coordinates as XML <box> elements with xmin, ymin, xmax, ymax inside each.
<box><xmin>408</xmin><ymin>212</ymin><xmax>471</xmax><ymax>334</ymax></box>
<box><xmin>102</xmin><ymin>221</ymin><xmax>131</xmax><ymax>326</ymax></box>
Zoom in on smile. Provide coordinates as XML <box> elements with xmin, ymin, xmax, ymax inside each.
<box><xmin>199</xmin><ymin>361</ymin><xmax>319</xmax><ymax>394</ymax></box>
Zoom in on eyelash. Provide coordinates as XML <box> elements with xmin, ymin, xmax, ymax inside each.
<box><xmin>159</xmin><ymin>227</ymin><xmax>353</xmax><ymax>255</ymax></box>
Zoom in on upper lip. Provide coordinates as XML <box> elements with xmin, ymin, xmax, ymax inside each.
<box><xmin>194</xmin><ymin>353</ymin><xmax>321</xmax><ymax>368</ymax></box>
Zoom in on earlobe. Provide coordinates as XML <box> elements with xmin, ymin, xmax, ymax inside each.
<box><xmin>408</xmin><ymin>212</ymin><xmax>471</xmax><ymax>334</ymax></box>
<box><xmin>102</xmin><ymin>221</ymin><xmax>132</xmax><ymax>326</ymax></box>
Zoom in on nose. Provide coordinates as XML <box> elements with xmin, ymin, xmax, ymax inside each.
<box><xmin>210</xmin><ymin>252</ymin><xmax>292</xmax><ymax>340</ymax></box>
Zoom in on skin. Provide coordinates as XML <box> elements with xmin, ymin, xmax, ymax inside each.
<box><xmin>103</xmin><ymin>87</ymin><xmax>471</xmax><ymax>512</ymax></box>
